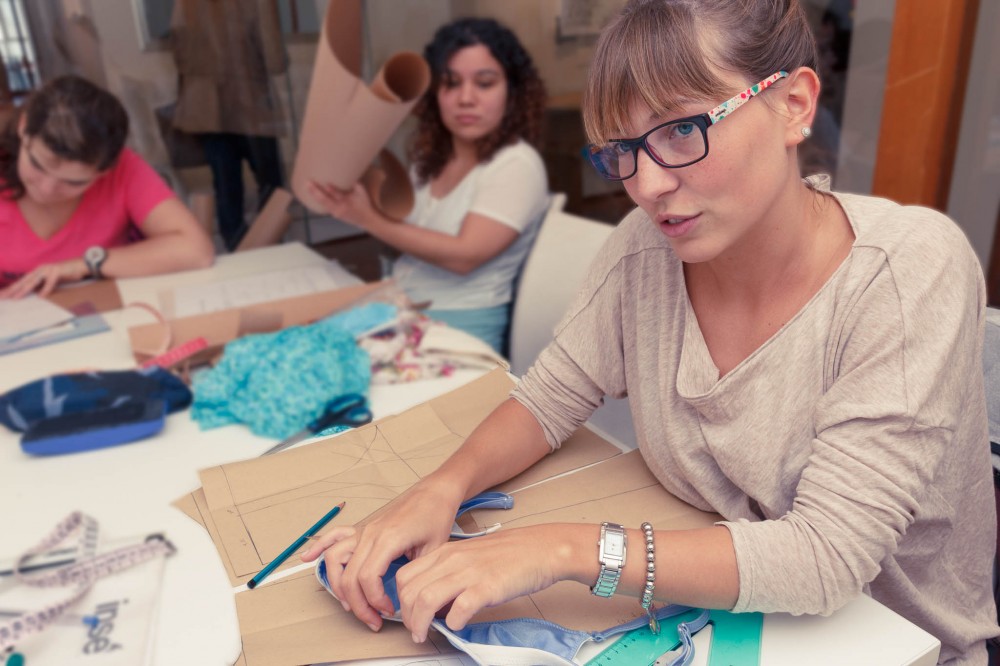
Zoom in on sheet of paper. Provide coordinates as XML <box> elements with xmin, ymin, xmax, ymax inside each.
<box><xmin>0</xmin><ymin>295</ymin><xmax>74</xmax><ymax>341</ymax></box>
<box><xmin>163</xmin><ymin>263</ymin><xmax>363</xmax><ymax>318</ymax></box>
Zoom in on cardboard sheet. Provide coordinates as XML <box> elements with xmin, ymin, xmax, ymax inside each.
<box><xmin>222</xmin><ymin>429</ymin><xmax>719</xmax><ymax>665</ymax></box>
<box><xmin>175</xmin><ymin>368</ymin><xmax>721</xmax><ymax>664</ymax></box>
<box><xmin>192</xmin><ymin>369</ymin><xmax>622</xmax><ymax>587</ymax></box>
<box><xmin>465</xmin><ymin>450</ymin><xmax>721</xmax><ymax>630</ymax></box>
<box><xmin>126</xmin><ymin>280</ymin><xmax>391</xmax><ymax>365</ymax></box>
<box><xmin>236</xmin><ymin>570</ymin><xmax>456</xmax><ymax>665</ymax></box>
<box><xmin>46</xmin><ymin>279</ymin><xmax>123</xmax><ymax>314</ymax></box>
<box><xmin>235</xmin><ymin>187</ymin><xmax>294</xmax><ymax>252</ymax></box>
<box><xmin>290</xmin><ymin>0</ymin><xmax>430</xmax><ymax>219</ymax></box>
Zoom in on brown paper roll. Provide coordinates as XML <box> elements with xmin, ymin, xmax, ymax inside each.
<box><xmin>291</xmin><ymin>0</ymin><xmax>430</xmax><ymax>219</ymax></box>
<box><xmin>361</xmin><ymin>150</ymin><xmax>415</xmax><ymax>221</ymax></box>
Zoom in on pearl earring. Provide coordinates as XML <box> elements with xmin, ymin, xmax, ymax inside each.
<box><xmin>801</xmin><ymin>126</ymin><xmax>812</xmax><ymax>138</ymax></box>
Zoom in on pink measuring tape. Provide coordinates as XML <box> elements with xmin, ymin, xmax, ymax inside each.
<box><xmin>140</xmin><ymin>336</ymin><xmax>209</xmax><ymax>369</ymax></box>
<box><xmin>0</xmin><ymin>513</ymin><xmax>174</xmax><ymax>654</ymax></box>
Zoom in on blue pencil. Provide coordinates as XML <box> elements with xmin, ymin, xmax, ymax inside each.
<box><xmin>247</xmin><ymin>501</ymin><xmax>346</xmax><ymax>590</ymax></box>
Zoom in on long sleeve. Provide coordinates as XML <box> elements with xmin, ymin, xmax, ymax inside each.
<box><xmin>510</xmin><ymin>190</ymin><xmax>998</xmax><ymax>663</ymax></box>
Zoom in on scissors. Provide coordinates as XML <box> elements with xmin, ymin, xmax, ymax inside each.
<box><xmin>262</xmin><ymin>393</ymin><xmax>372</xmax><ymax>456</ymax></box>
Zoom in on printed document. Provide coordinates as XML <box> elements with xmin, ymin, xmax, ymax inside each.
<box><xmin>166</xmin><ymin>263</ymin><xmax>363</xmax><ymax>318</ymax></box>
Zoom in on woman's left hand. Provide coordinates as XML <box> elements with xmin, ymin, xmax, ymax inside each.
<box><xmin>394</xmin><ymin>524</ymin><xmax>575</xmax><ymax>643</ymax></box>
<box><xmin>0</xmin><ymin>260</ymin><xmax>87</xmax><ymax>299</ymax></box>
<box><xmin>307</xmin><ymin>180</ymin><xmax>379</xmax><ymax>230</ymax></box>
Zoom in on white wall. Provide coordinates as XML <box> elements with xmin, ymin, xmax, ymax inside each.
<box><xmin>451</xmin><ymin>0</ymin><xmax>612</xmax><ymax>97</ymax></box>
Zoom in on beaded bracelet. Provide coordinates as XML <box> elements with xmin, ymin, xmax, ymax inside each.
<box><xmin>640</xmin><ymin>522</ymin><xmax>659</xmax><ymax>634</ymax></box>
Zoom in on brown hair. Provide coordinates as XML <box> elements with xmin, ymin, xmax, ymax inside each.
<box><xmin>583</xmin><ymin>0</ymin><xmax>818</xmax><ymax>145</ymax></box>
<box><xmin>0</xmin><ymin>75</ymin><xmax>129</xmax><ymax>199</ymax></box>
<box><xmin>409</xmin><ymin>17</ymin><xmax>547</xmax><ymax>184</ymax></box>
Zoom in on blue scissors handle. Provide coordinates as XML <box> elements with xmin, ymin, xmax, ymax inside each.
<box><xmin>308</xmin><ymin>394</ymin><xmax>372</xmax><ymax>433</ymax></box>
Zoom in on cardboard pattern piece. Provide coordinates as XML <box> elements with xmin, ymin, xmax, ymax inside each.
<box><xmin>290</xmin><ymin>0</ymin><xmax>430</xmax><ymax>219</ymax></box>
<box><xmin>192</xmin><ymin>369</ymin><xmax>621</xmax><ymax>586</ymax></box>
<box><xmin>235</xmin><ymin>187</ymin><xmax>294</xmax><ymax>252</ymax></box>
<box><xmin>46</xmin><ymin>279</ymin><xmax>123</xmax><ymax>314</ymax></box>
<box><xmin>126</xmin><ymin>279</ymin><xmax>392</xmax><ymax>366</ymax></box>
<box><xmin>176</xmin><ymin>369</ymin><xmax>719</xmax><ymax>665</ymax></box>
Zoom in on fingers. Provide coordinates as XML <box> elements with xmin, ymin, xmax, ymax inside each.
<box><xmin>396</xmin><ymin>557</ymin><xmax>451</xmax><ymax>642</ymax></box>
<box><xmin>306</xmin><ymin>180</ymin><xmax>375</xmax><ymax>229</ymax></box>
<box><xmin>4</xmin><ymin>274</ymin><xmax>41</xmax><ymax>299</ymax></box>
<box><xmin>38</xmin><ymin>272</ymin><xmax>60</xmax><ymax>297</ymax></box>
<box><xmin>320</xmin><ymin>536</ymin><xmax>357</xmax><ymax>613</ymax></box>
<box><xmin>301</xmin><ymin>526</ymin><xmax>390</xmax><ymax>630</ymax></box>
<box><xmin>300</xmin><ymin>525</ymin><xmax>355</xmax><ymax>562</ymax></box>
<box><xmin>306</xmin><ymin>180</ymin><xmax>347</xmax><ymax>212</ymax></box>
<box><xmin>340</xmin><ymin>533</ymin><xmax>396</xmax><ymax>630</ymax></box>
<box><xmin>395</xmin><ymin>550</ymin><xmax>489</xmax><ymax>642</ymax></box>
<box><xmin>2</xmin><ymin>266</ymin><xmax>64</xmax><ymax>299</ymax></box>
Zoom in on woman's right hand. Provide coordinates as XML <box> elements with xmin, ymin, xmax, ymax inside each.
<box><xmin>306</xmin><ymin>180</ymin><xmax>379</xmax><ymax>231</ymax></box>
<box><xmin>300</xmin><ymin>478</ymin><xmax>463</xmax><ymax>631</ymax></box>
<box><xmin>0</xmin><ymin>259</ymin><xmax>88</xmax><ymax>299</ymax></box>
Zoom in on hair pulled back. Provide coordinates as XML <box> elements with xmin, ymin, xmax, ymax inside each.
<box><xmin>583</xmin><ymin>0</ymin><xmax>817</xmax><ymax>144</ymax></box>
<box><xmin>0</xmin><ymin>75</ymin><xmax>128</xmax><ymax>199</ymax></box>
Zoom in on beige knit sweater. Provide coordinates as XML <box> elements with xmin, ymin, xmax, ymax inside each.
<box><xmin>513</xmin><ymin>184</ymin><xmax>998</xmax><ymax>664</ymax></box>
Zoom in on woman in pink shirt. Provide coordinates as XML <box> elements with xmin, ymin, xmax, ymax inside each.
<box><xmin>0</xmin><ymin>75</ymin><xmax>214</xmax><ymax>298</ymax></box>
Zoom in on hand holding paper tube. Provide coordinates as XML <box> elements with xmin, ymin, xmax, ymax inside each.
<box><xmin>291</xmin><ymin>0</ymin><xmax>430</xmax><ymax>220</ymax></box>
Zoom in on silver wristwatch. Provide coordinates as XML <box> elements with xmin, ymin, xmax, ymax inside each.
<box><xmin>591</xmin><ymin>522</ymin><xmax>626</xmax><ymax>597</ymax></box>
<box><xmin>83</xmin><ymin>245</ymin><xmax>107</xmax><ymax>279</ymax></box>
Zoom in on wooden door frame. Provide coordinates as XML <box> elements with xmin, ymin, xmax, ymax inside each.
<box><xmin>871</xmin><ymin>0</ymin><xmax>980</xmax><ymax>210</ymax></box>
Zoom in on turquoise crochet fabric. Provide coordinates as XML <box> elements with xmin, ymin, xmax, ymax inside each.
<box><xmin>192</xmin><ymin>303</ymin><xmax>396</xmax><ymax>439</ymax></box>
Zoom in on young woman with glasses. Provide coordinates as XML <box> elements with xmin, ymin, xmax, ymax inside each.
<box><xmin>307</xmin><ymin>18</ymin><xmax>548</xmax><ymax>354</ymax></box>
<box><xmin>304</xmin><ymin>2</ymin><xmax>997</xmax><ymax>662</ymax></box>
<box><xmin>0</xmin><ymin>75</ymin><xmax>214</xmax><ymax>299</ymax></box>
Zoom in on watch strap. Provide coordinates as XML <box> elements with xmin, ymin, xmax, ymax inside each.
<box><xmin>592</xmin><ymin>522</ymin><xmax>626</xmax><ymax>597</ymax></box>
<box><xmin>83</xmin><ymin>246</ymin><xmax>107</xmax><ymax>279</ymax></box>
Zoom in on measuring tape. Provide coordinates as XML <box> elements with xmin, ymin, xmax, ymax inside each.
<box><xmin>141</xmin><ymin>336</ymin><xmax>209</xmax><ymax>369</ymax></box>
<box><xmin>0</xmin><ymin>513</ymin><xmax>174</xmax><ymax>654</ymax></box>
<box><xmin>585</xmin><ymin>609</ymin><xmax>763</xmax><ymax>666</ymax></box>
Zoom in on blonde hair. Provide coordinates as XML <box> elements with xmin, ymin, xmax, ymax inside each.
<box><xmin>583</xmin><ymin>0</ymin><xmax>818</xmax><ymax>144</ymax></box>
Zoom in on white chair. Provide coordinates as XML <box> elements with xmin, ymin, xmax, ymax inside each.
<box><xmin>509</xmin><ymin>193</ymin><xmax>637</xmax><ymax>449</ymax></box>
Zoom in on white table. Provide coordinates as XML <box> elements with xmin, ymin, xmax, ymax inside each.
<box><xmin>0</xmin><ymin>243</ymin><xmax>941</xmax><ymax>666</ymax></box>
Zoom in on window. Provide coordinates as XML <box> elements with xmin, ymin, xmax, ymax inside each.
<box><xmin>0</xmin><ymin>0</ymin><xmax>37</xmax><ymax>100</ymax></box>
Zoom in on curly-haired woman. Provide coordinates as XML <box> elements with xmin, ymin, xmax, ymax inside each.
<box><xmin>308</xmin><ymin>17</ymin><xmax>549</xmax><ymax>354</ymax></box>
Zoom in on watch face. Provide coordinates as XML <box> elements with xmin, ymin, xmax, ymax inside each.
<box><xmin>85</xmin><ymin>246</ymin><xmax>106</xmax><ymax>263</ymax></box>
<box><xmin>605</xmin><ymin>532</ymin><xmax>625</xmax><ymax>557</ymax></box>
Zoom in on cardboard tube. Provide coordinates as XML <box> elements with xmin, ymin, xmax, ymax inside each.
<box><xmin>361</xmin><ymin>150</ymin><xmax>415</xmax><ymax>221</ymax></box>
<box><xmin>291</xmin><ymin>0</ymin><xmax>430</xmax><ymax>219</ymax></box>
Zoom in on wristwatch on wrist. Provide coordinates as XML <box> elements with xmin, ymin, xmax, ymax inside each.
<box><xmin>591</xmin><ymin>522</ymin><xmax>627</xmax><ymax>597</ymax></box>
<box><xmin>83</xmin><ymin>246</ymin><xmax>107</xmax><ymax>279</ymax></box>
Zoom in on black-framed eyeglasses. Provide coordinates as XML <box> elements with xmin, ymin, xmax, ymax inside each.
<box><xmin>582</xmin><ymin>71</ymin><xmax>788</xmax><ymax>181</ymax></box>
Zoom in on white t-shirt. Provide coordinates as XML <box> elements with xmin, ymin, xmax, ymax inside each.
<box><xmin>391</xmin><ymin>140</ymin><xmax>549</xmax><ymax>310</ymax></box>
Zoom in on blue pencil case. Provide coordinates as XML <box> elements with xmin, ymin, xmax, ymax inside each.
<box><xmin>20</xmin><ymin>399</ymin><xmax>167</xmax><ymax>456</ymax></box>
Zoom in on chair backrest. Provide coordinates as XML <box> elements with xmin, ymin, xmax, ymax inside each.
<box><xmin>509</xmin><ymin>193</ymin><xmax>637</xmax><ymax>449</ymax></box>
<box><xmin>983</xmin><ymin>307</ymin><xmax>1000</xmax><ymax>636</ymax></box>
<box><xmin>510</xmin><ymin>194</ymin><xmax>610</xmax><ymax>374</ymax></box>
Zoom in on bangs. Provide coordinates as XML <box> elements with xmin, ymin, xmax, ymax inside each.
<box><xmin>39</xmin><ymin>109</ymin><xmax>88</xmax><ymax>162</ymax></box>
<box><xmin>583</xmin><ymin>2</ymin><xmax>728</xmax><ymax>144</ymax></box>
